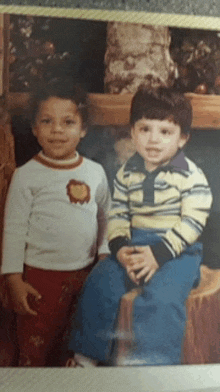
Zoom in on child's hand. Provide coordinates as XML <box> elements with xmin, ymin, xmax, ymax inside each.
<box><xmin>127</xmin><ymin>246</ymin><xmax>159</xmax><ymax>285</ymax></box>
<box><xmin>5</xmin><ymin>273</ymin><xmax>41</xmax><ymax>316</ymax></box>
<box><xmin>117</xmin><ymin>246</ymin><xmax>137</xmax><ymax>267</ymax></box>
<box><xmin>117</xmin><ymin>246</ymin><xmax>141</xmax><ymax>283</ymax></box>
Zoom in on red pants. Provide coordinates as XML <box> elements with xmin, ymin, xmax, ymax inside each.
<box><xmin>16</xmin><ymin>264</ymin><xmax>93</xmax><ymax>367</ymax></box>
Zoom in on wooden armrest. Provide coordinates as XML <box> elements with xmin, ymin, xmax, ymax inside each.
<box><xmin>189</xmin><ymin>265</ymin><xmax>220</xmax><ymax>298</ymax></box>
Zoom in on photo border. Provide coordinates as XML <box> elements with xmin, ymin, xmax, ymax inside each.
<box><xmin>0</xmin><ymin>5</ymin><xmax>220</xmax><ymax>391</ymax></box>
<box><xmin>1</xmin><ymin>5</ymin><xmax>220</xmax><ymax>30</ymax></box>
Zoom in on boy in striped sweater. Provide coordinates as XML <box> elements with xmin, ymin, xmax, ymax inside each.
<box><xmin>67</xmin><ymin>87</ymin><xmax>213</xmax><ymax>367</ymax></box>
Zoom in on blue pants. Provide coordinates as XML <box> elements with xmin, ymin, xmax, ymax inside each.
<box><xmin>68</xmin><ymin>229</ymin><xmax>202</xmax><ymax>365</ymax></box>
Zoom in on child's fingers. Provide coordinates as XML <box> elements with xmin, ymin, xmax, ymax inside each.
<box><xmin>133</xmin><ymin>246</ymin><xmax>146</xmax><ymax>253</ymax></box>
<box><xmin>128</xmin><ymin>271</ymin><xmax>139</xmax><ymax>285</ymax></box>
<box><xmin>125</xmin><ymin>247</ymin><xmax>137</xmax><ymax>254</ymax></box>
<box><xmin>17</xmin><ymin>284</ymin><xmax>41</xmax><ymax>315</ymax></box>
<box><xmin>135</xmin><ymin>266</ymin><xmax>150</xmax><ymax>280</ymax></box>
<box><xmin>22</xmin><ymin>300</ymin><xmax>38</xmax><ymax>316</ymax></box>
<box><xmin>126</xmin><ymin>268</ymin><xmax>139</xmax><ymax>285</ymax></box>
<box><xmin>117</xmin><ymin>247</ymin><xmax>138</xmax><ymax>267</ymax></box>
<box><xmin>119</xmin><ymin>246</ymin><xmax>134</xmax><ymax>256</ymax></box>
<box><xmin>128</xmin><ymin>254</ymin><xmax>144</xmax><ymax>266</ymax></box>
<box><xmin>15</xmin><ymin>298</ymin><xmax>38</xmax><ymax>316</ymax></box>
<box><xmin>144</xmin><ymin>269</ymin><xmax>157</xmax><ymax>284</ymax></box>
<box><xmin>127</xmin><ymin>260</ymin><xmax>146</xmax><ymax>271</ymax></box>
<box><xmin>26</xmin><ymin>283</ymin><xmax>42</xmax><ymax>300</ymax></box>
<box><xmin>133</xmin><ymin>246</ymin><xmax>152</xmax><ymax>256</ymax></box>
<box><xmin>123</xmin><ymin>247</ymin><xmax>139</xmax><ymax>261</ymax></box>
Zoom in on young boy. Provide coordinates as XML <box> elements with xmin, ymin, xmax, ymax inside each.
<box><xmin>1</xmin><ymin>78</ymin><xmax>111</xmax><ymax>366</ymax></box>
<box><xmin>67</xmin><ymin>86</ymin><xmax>213</xmax><ymax>367</ymax></box>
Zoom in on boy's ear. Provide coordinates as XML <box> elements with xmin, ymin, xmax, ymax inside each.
<box><xmin>179</xmin><ymin>133</ymin><xmax>190</xmax><ymax>149</ymax></box>
<box><xmin>80</xmin><ymin>128</ymin><xmax>87</xmax><ymax>139</ymax></box>
<box><xmin>32</xmin><ymin>126</ymin><xmax>37</xmax><ymax>137</ymax></box>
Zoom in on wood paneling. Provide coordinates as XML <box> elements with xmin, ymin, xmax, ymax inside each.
<box><xmin>8</xmin><ymin>92</ymin><xmax>220</xmax><ymax>129</ymax></box>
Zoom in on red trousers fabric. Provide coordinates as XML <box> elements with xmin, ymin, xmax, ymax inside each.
<box><xmin>16</xmin><ymin>264</ymin><xmax>93</xmax><ymax>367</ymax></box>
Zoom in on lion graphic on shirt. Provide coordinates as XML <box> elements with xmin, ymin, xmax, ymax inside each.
<box><xmin>66</xmin><ymin>179</ymin><xmax>90</xmax><ymax>204</ymax></box>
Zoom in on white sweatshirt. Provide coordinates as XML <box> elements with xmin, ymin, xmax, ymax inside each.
<box><xmin>1</xmin><ymin>152</ymin><xmax>111</xmax><ymax>274</ymax></box>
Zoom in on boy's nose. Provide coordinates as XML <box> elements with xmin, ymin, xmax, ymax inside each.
<box><xmin>51</xmin><ymin>123</ymin><xmax>64</xmax><ymax>133</ymax></box>
<box><xmin>148</xmin><ymin>130</ymin><xmax>159</xmax><ymax>143</ymax></box>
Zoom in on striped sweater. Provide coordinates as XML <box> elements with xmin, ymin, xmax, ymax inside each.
<box><xmin>108</xmin><ymin>151</ymin><xmax>213</xmax><ymax>267</ymax></box>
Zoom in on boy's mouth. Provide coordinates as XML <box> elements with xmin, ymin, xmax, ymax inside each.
<box><xmin>146</xmin><ymin>148</ymin><xmax>161</xmax><ymax>157</ymax></box>
<box><xmin>48</xmin><ymin>139</ymin><xmax>67</xmax><ymax>144</ymax></box>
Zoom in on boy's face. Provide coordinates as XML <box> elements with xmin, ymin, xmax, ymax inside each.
<box><xmin>33</xmin><ymin>97</ymin><xmax>86</xmax><ymax>160</ymax></box>
<box><xmin>131</xmin><ymin>117</ymin><xmax>189</xmax><ymax>172</ymax></box>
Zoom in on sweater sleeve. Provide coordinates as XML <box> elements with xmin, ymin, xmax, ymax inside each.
<box><xmin>1</xmin><ymin>169</ymin><xmax>33</xmax><ymax>274</ymax></box>
<box><xmin>95</xmin><ymin>167</ymin><xmax>112</xmax><ymax>255</ymax></box>
<box><xmin>108</xmin><ymin>164</ymin><xmax>131</xmax><ymax>256</ymax></box>
<box><xmin>151</xmin><ymin>167</ymin><xmax>213</xmax><ymax>267</ymax></box>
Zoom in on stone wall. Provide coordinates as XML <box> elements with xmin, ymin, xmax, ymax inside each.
<box><xmin>104</xmin><ymin>22</ymin><xmax>175</xmax><ymax>94</ymax></box>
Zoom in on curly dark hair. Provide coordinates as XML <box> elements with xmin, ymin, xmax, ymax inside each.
<box><xmin>130</xmin><ymin>86</ymin><xmax>192</xmax><ymax>135</ymax></box>
<box><xmin>28</xmin><ymin>77</ymin><xmax>90</xmax><ymax>128</ymax></box>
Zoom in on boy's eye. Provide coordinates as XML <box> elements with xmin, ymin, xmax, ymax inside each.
<box><xmin>65</xmin><ymin>119</ymin><xmax>75</xmax><ymax>125</ymax></box>
<box><xmin>161</xmin><ymin>129</ymin><xmax>171</xmax><ymax>135</ymax></box>
<box><xmin>140</xmin><ymin>126</ymin><xmax>149</xmax><ymax>132</ymax></box>
<box><xmin>41</xmin><ymin>118</ymin><xmax>51</xmax><ymax>124</ymax></box>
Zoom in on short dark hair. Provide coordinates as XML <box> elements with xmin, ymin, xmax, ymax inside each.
<box><xmin>29</xmin><ymin>77</ymin><xmax>89</xmax><ymax>128</ymax></box>
<box><xmin>130</xmin><ymin>86</ymin><xmax>192</xmax><ymax>135</ymax></box>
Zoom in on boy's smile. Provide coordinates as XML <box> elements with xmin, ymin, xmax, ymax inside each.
<box><xmin>33</xmin><ymin>97</ymin><xmax>86</xmax><ymax>160</ymax></box>
<box><xmin>131</xmin><ymin>118</ymin><xmax>189</xmax><ymax>172</ymax></box>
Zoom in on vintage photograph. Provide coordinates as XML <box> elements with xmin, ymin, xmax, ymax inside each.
<box><xmin>0</xmin><ymin>11</ymin><xmax>220</xmax><ymax>371</ymax></box>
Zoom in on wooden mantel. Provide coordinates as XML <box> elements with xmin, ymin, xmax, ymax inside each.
<box><xmin>7</xmin><ymin>92</ymin><xmax>220</xmax><ymax>129</ymax></box>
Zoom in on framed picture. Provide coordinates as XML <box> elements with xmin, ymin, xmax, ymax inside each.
<box><xmin>0</xmin><ymin>5</ymin><xmax>220</xmax><ymax>391</ymax></box>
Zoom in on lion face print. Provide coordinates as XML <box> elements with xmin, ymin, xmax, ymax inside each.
<box><xmin>66</xmin><ymin>179</ymin><xmax>90</xmax><ymax>204</ymax></box>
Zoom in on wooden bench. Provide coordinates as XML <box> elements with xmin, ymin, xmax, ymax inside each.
<box><xmin>116</xmin><ymin>265</ymin><xmax>220</xmax><ymax>365</ymax></box>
